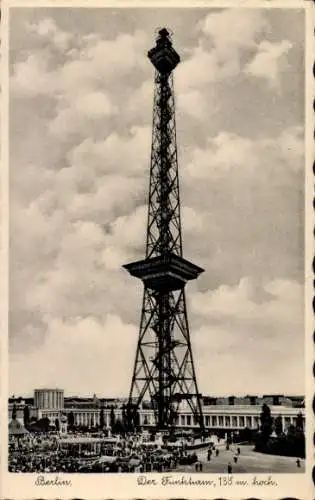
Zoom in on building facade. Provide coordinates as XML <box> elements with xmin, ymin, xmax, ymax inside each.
<box><xmin>45</xmin><ymin>405</ymin><xmax>303</xmax><ymax>433</ymax></box>
<box><xmin>34</xmin><ymin>388</ymin><xmax>64</xmax><ymax>410</ymax></box>
<box><xmin>8</xmin><ymin>390</ymin><xmax>305</xmax><ymax>434</ymax></box>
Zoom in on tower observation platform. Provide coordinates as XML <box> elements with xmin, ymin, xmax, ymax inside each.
<box><xmin>123</xmin><ymin>254</ymin><xmax>203</xmax><ymax>292</ymax></box>
<box><xmin>123</xmin><ymin>28</ymin><xmax>205</xmax><ymax>433</ymax></box>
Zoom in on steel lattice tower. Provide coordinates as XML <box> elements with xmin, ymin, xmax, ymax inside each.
<box><xmin>124</xmin><ymin>28</ymin><xmax>204</xmax><ymax>432</ymax></box>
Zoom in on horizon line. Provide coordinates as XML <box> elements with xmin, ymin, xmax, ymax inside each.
<box><xmin>9</xmin><ymin>391</ymin><xmax>305</xmax><ymax>399</ymax></box>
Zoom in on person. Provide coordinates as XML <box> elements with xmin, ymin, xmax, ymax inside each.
<box><xmin>237</xmin><ymin>447</ymin><xmax>240</xmax><ymax>455</ymax></box>
<box><xmin>227</xmin><ymin>463</ymin><xmax>232</xmax><ymax>474</ymax></box>
<box><xmin>216</xmin><ymin>448</ymin><xmax>219</xmax><ymax>457</ymax></box>
<box><xmin>195</xmin><ymin>460</ymin><xmax>200</xmax><ymax>472</ymax></box>
<box><xmin>233</xmin><ymin>455</ymin><xmax>238</xmax><ymax>464</ymax></box>
<box><xmin>207</xmin><ymin>450</ymin><xmax>211</xmax><ymax>461</ymax></box>
<box><xmin>199</xmin><ymin>462</ymin><xmax>203</xmax><ymax>472</ymax></box>
<box><xmin>296</xmin><ymin>459</ymin><xmax>301</xmax><ymax>468</ymax></box>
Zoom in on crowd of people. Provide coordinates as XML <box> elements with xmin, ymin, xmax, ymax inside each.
<box><xmin>8</xmin><ymin>431</ymin><xmax>203</xmax><ymax>473</ymax></box>
<box><xmin>9</xmin><ymin>452</ymin><xmax>81</xmax><ymax>473</ymax></box>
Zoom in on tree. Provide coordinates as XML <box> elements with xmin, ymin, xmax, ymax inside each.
<box><xmin>99</xmin><ymin>407</ymin><xmax>105</xmax><ymax>429</ymax></box>
<box><xmin>133</xmin><ymin>407</ymin><xmax>140</xmax><ymax>428</ymax></box>
<box><xmin>260</xmin><ymin>403</ymin><xmax>273</xmax><ymax>441</ymax></box>
<box><xmin>240</xmin><ymin>426</ymin><xmax>253</xmax><ymax>443</ymax></box>
<box><xmin>112</xmin><ymin>419</ymin><xmax>124</xmax><ymax>435</ymax></box>
<box><xmin>287</xmin><ymin>424</ymin><xmax>296</xmax><ymax>438</ymax></box>
<box><xmin>122</xmin><ymin>405</ymin><xmax>127</xmax><ymax>428</ymax></box>
<box><xmin>12</xmin><ymin>403</ymin><xmax>17</xmax><ymax>420</ymax></box>
<box><xmin>67</xmin><ymin>411</ymin><xmax>75</xmax><ymax>429</ymax></box>
<box><xmin>34</xmin><ymin>417</ymin><xmax>50</xmax><ymax>432</ymax></box>
<box><xmin>110</xmin><ymin>406</ymin><xmax>116</xmax><ymax>429</ymax></box>
<box><xmin>169</xmin><ymin>407</ymin><xmax>178</xmax><ymax>428</ymax></box>
<box><xmin>126</xmin><ymin>404</ymin><xmax>134</xmax><ymax>432</ymax></box>
<box><xmin>23</xmin><ymin>405</ymin><xmax>30</xmax><ymax>428</ymax></box>
<box><xmin>55</xmin><ymin>418</ymin><xmax>60</xmax><ymax>432</ymax></box>
<box><xmin>296</xmin><ymin>412</ymin><xmax>304</xmax><ymax>432</ymax></box>
<box><xmin>274</xmin><ymin>415</ymin><xmax>283</xmax><ymax>437</ymax></box>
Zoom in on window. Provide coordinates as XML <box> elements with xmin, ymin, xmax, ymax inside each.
<box><xmin>218</xmin><ymin>416</ymin><xmax>224</xmax><ymax>426</ymax></box>
<box><xmin>181</xmin><ymin>415</ymin><xmax>185</xmax><ymax>426</ymax></box>
<box><xmin>239</xmin><ymin>416</ymin><xmax>245</xmax><ymax>427</ymax></box>
<box><xmin>205</xmin><ymin>416</ymin><xmax>210</xmax><ymax>427</ymax></box>
<box><xmin>212</xmin><ymin>416</ymin><xmax>217</xmax><ymax>427</ymax></box>
<box><xmin>225</xmin><ymin>416</ymin><xmax>231</xmax><ymax>427</ymax></box>
<box><xmin>232</xmin><ymin>416</ymin><xmax>237</xmax><ymax>427</ymax></box>
<box><xmin>187</xmin><ymin>415</ymin><xmax>191</xmax><ymax>426</ymax></box>
<box><xmin>246</xmin><ymin>416</ymin><xmax>252</xmax><ymax>428</ymax></box>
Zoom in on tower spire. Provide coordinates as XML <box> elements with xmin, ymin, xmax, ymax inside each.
<box><xmin>123</xmin><ymin>29</ymin><xmax>204</xmax><ymax>432</ymax></box>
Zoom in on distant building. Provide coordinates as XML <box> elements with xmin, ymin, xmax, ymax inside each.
<box><xmin>8</xmin><ymin>389</ymin><xmax>305</xmax><ymax>434</ymax></box>
<box><xmin>202</xmin><ymin>394</ymin><xmax>303</xmax><ymax>408</ymax></box>
<box><xmin>8</xmin><ymin>398</ymin><xmax>37</xmax><ymax>425</ymax></box>
<box><xmin>34</xmin><ymin>388</ymin><xmax>64</xmax><ymax>410</ymax></box>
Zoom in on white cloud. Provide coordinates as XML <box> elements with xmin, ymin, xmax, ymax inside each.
<box><xmin>27</xmin><ymin>17</ymin><xmax>74</xmax><ymax>52</ymax></box>
<box><xmin>191</xmin><ymin>277</ymin><xmax>304</xmax><ymax>395</ymax></box>
<box><xmin>176</xmin><ymin>46</ymin><xmax>218</xmax><ymax>92</ymax></box>
<box><xmin>277</xmin><ymin>126</ymin><xmax>304</xmax><ymax>171</ymax></box>
<box><xmin>185</xmin><ymin>132</ymin><xmax>258</xmax><ymax>180</ymax></box>
<box><xmin>68</xmin><ymin>126</ymin><xmax>151</xmax><ymax>178</ymax></box>
<box><xmin>48</xmin><ymin>92</ymin><xmax>118</xmax><ymax>139</ymax></box>
<box><xmin>245</xmin><ymin>40</ymin><xmax>293</xmax><ymax>89</ymax></box>
<box><xmin>175</xmin><ymin>9</ymin><xmax>289</xmax><ymax>109</ymax></box>
<box><xmin>108</xmin><ymin>205</ymin><xmax>147</xmax><ymax>254</ymax></box>
<box><xmin>199</xmin><ymin>9</ymin><xmax>269</xmax><ymax>59</ymax></box>
<box><xmin>177</xmin><ymin>89</ymin><xmax>207</xmax><ymax>120</ymax></box>
<box><xmin>126</xmin><ymin>79</ymin><xmax>153</xmax><ymax>121</ymax></box>
<box><xmin>191</xmin><ymin>277</ymin><xmax>302</xmax><ymax>328</ymax></box>
<box><xmin>10</xmin><ymin>276</ymin><xmax>304</xmax><ymax>397</ymax></box>
<box><xmin>181</xmin><ymin>206</ymin><xmax>206</xmax><ymax>235</ymax></box>
<box><xmin>11</xmin><ymin>26</ymin><xmax>149</xmax><ymax>143</ymax></box>
<box><xmin>184</xmin><ymin>126</ymin><xmax>303</xmax><ymax>182</ymax></box>
<box><xmin>74</xmin><ymin>91</ymin><xmax>117</xmax><ymax>117</ymax></box>
<box><xmin>11</xmin><ymin>53</ymin><xmax>55</xmax><ymax>97</ymax></box>
<box><xmin>10</xmin><ymin>315</ymin><xmax>138</xmax><ymax>396</ymax></box>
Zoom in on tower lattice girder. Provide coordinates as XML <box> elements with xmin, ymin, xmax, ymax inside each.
<box><xmin>123</xmin><ymin>28</ymin><xmax>204</xmax><ymax>432</ymax></box>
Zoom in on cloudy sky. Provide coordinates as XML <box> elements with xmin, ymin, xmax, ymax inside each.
<box><xmin>9</xmin><ymin>7</ymin><xmax>305</xmax><ymax>398</ymax></box>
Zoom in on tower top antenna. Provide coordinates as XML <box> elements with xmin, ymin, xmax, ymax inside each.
<box><xmin>156</xmin><ymin>27</ymin><xmax>173</xmax><ymax>40</ymax></box>
<box><xmin>154</xmin><ymin>26</ymin><xmax>173</xmax><ymax>36</ymax></box>
<box><xmin>148</xmin><ymin>27</ymin><xmax>180</xmax><ymax>74</ymax></box>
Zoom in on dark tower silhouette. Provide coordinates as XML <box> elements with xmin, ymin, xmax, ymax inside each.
<box><xmin>124</xmin><ymin>28</ymin><xmax>204</xmax><ymax>432</ymax></box>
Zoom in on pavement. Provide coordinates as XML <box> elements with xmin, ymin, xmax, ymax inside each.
<box><xmin>175</xmin><ymin>444</ymin><xmax>305</xmax><ymax>474</ymax></box>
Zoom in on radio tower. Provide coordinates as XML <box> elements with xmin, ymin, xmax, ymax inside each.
<box><xmin>124</xmin><ymin>28</ymin><xmax>204</xmax><ymax>432</ymax></box>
